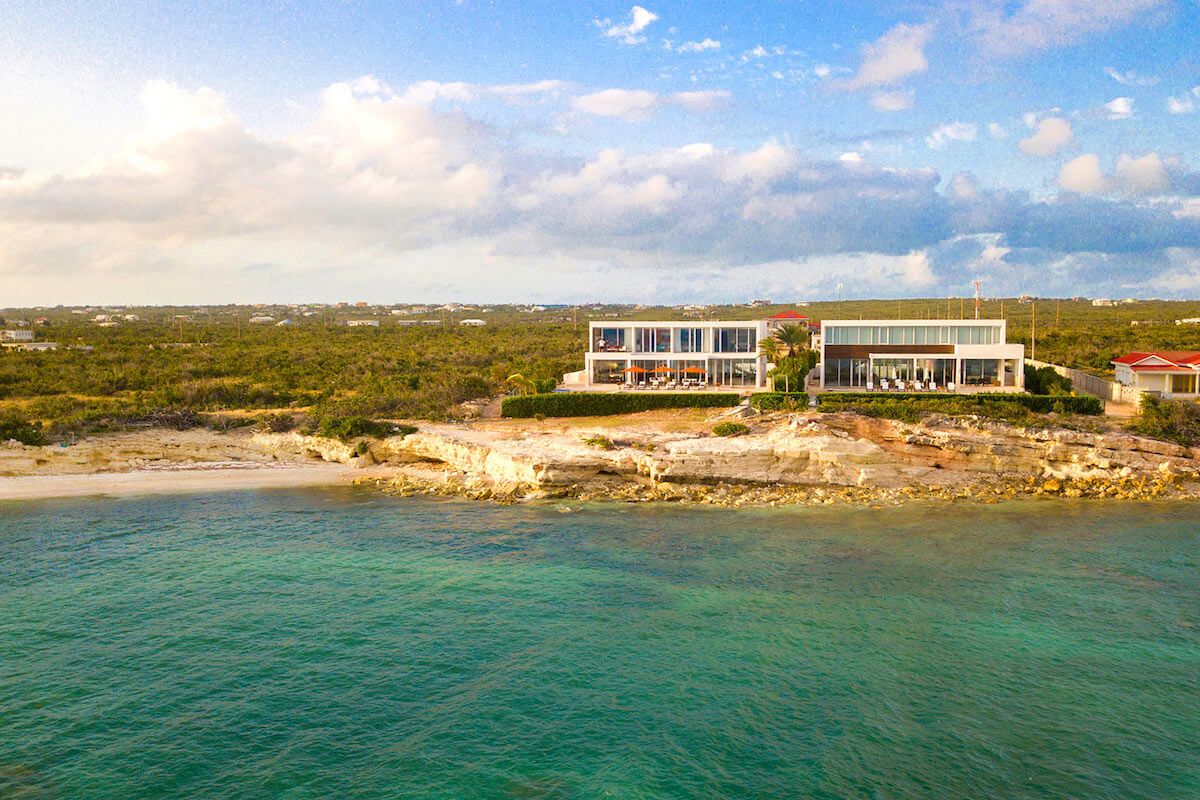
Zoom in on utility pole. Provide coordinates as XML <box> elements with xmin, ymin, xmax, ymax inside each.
<box><xmin>973</xmin><ymin>280</ymin><xmax>982</xmax><ymax>320</ymax></box>
<box><xmin>1056</xmin><ymin>299</ymin><xmax>1060</xmax><ymax>327</ymax></box>
<box><xmin>1031</xmin><ymin>302</ymin><xmax>1037</xmax><ymax>362</ymax></box>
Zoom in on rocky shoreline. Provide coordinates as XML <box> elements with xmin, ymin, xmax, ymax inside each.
<box><xmin>255</xmin><ymin>409</ymin><xmax>1200</xmax><ymax>507</ymax></box>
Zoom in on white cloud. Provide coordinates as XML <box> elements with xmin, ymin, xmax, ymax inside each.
<box><xmin>1114</xmin><ymin>152</ymin><xmax>1170</xmax><ymax>194</ymax></box>
<box><xmin>987</xmin><ymin>122</ymin><xmax>1007</xmax><ymax>139</ymax></box>
<box><xmin>971</xmin><ymin>0</ymin><xmax>1166</xmax><ymax>59</ymax></box>
<box><xmin>399</xmin><ymin>78</ymin><xmax>570</xmax><ymax>106</ymax></box>
<box><xmin>842</xmin><ymin>22</ymin><xmax>933</xmax><ymax>91</ymax></box>
<box><xmin>1103</xmin><ymin>67</ymin><xmax>1157</xmax><ymax>86</ymax></box>
<box><xmin>813</xmin><ymin>64</ymin><xmax>832</xmax><ymax>79</ymax></box>
<box><xmin>1058</xmin><ymin>154</ymin><xmax>1110</xmax><ymax>193</ymax></box>
<box><xmin>571</xmin><ymin>88</ymin><xmax>729</xmax><ymax>121</ymax></box>
<box><xmin>597</xmin><ymin>6</ymin><xmax>658</xmax><ymax>45</ymax></box>
<box><xmin>926</xmin><ymin>122</ymin><xmax>978</xmax><ymax>149</ymax></box>
<box><xmin>1058</xmin><ymin>152</ymin><xmax>1170</xmax><ymax>195</ymax></box>
<box><xmin>671</xmin><ymin>38</ymin><xmax>720</xmax><ymax>53</ymax></box>
<box><xmin>871</xmin><ymin>91</ymin><xmax>915</xmax><ymax>112</ymax></box>
<box><xmin>1104</xmin><ymin>97</ymin><xmax>1134</xmax><ymax>119</ymax></box>
<box><xmin>1167</xmin><ymin>87</ymin><xmax>1199</xmax><ymax>114</ymax></box>
<box><xmin>1018</xmin><ymin>116</ymin><xmax>1074</xmax><ymax>157</ymax></box>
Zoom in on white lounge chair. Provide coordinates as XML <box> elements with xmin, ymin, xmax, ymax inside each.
<box><xmin>897</xmin><ymin>380</ymin><xmax>906</xmax><ymax>391</ymax></box>
<box><xmin>866</xmin><ymin>381</ymin><xmax>875</xmax><ymax>391</ymax></box>
<box><xmin>929</xmin><ymin>381</ymin><xmax>938</xmax><ymax>391</ymax></box>
<box><xmin>913</xmin><ymin>380</ymin><xmax>923</xmax><ymax>391</ymax></box>
<box><xmin>881</xmin><ymin>379</ymin><xmax>890</xmax><ymax>391</ymax></box>
<box><xmin>947</xmin><ymin>382</ymin><xmax>956</xmax><ymax>392</ymax></box>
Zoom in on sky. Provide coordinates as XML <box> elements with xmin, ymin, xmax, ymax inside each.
<box><xmin>1</xmin><ymin>0</ymin><xmax>1199</xmax><ymax>305</ymax></box>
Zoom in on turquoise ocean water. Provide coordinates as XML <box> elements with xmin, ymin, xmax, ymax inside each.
<box><xmin>1</xmin><ymin>490</ymin><xmax>1197</xmax><ymax>799</ymax></box>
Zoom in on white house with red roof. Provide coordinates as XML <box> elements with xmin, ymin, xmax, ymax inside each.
<box><xmin>1112</xmin><ymin>352</ymin><xmax>1200</xmax><ymax>397</ymax></box>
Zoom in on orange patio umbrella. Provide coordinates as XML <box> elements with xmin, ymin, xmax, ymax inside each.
<box><xmin>651</xmin><ymin>365</ymin><xmax>675</xmax><ymax>374</ymax></box>
<box><xmin>622</xmin><ymin>365</ymin><xmax>648</xmax><ymax>373</ymax></box>
<box><xmin>681</xmin><ymin>366</ymin><xmax>707</xmax><ymax>374</ymax></box>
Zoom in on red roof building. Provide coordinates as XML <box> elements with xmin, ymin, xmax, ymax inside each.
<box><xmin>1112</xmin><ymin>351</ymin><xmax>1200</xmax><ymax>396</ymax></box>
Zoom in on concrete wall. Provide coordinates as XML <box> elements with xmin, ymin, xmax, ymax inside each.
<box><xmin>1026</xmin><ymin>358</ymin><xmax>1124</xmax><ymax>403</ymax></box>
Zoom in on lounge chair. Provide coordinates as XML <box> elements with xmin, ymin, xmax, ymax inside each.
<box><xmin>881</xmin><ymin>379</ymin><xmax>890</xmax><ymax>391</ymax></box>
<box><xmin>928</xmin><ymin>381</ymin><xmax>937</xmax><ymax>392</ymax></box>
<box><xmin>897</xmin><ymin>380</ymin><xmax>906</xmax><ymax>391</ymax></box>
<box><xmin>947</xmin><ymin>382</ymin><xmax>956</xmax><ymax>392</ymax></box>
<box><xmin>866</xmin><ymin>381</ymin><xmax>875</xmax><ymax>391</ymax></box>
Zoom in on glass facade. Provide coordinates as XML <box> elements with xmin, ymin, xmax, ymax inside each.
<box><xmin>594</xmin><ymin>327</ymin><xmax>626</xmax><ymax>352</ymax></box>
<box><xmin>823</xmin><ymin>358</ymin><xmax>869</xmax><ymax>387</ymax></box>
<box><xmin>678</xmin><ymin>328</ymin><xmax>704</xmax><ymax>352</ymax></box>
<box><xmin>711</xmin><ymin>359</ymin><xmax>758</xmax><ymax>386</ymax></box>
<box><xmin>962</xmin><ymin>359</ymin><xmax>1000</xmax><ymax>386</ymax></box>
<box><xmin>716</xmin><ymin>328</ymin><xmax>757</xmax><ymax>353</ymax></box>
<box><xmin>591</xmin><ymin>359</ymin><xmax>627</xmax><ymax>384</ymax></box>
<box><xmin>824</xmin><ymin>324</ymin><xmax>1001</xmax><ymax>346</ymax></box>
<box><xmin>635</xmin><ymin>328</ymin><xmax>672</xmax><ymax>353</ymax></box>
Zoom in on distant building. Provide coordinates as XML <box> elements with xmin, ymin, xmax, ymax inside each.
<box><xmin>1113</xmin><ymin>351</ymin><xmax>1200</xmax><ymax>397</ymax></box>
<box><xmin>248</xmin><ymin>316</ymin><xmax>275</xmax><ymax>324</ymax></box>
<box><xmin>1175</xmin><ymin>318</ymin><xmax>1200</xmax><ymax>326</ymax></box>
<box><xmin>346</xmin><ymin>319</ymin><xmax>380</xmax><ymax>327</ymax></box>
<box><xmin>2</xmin><ymin>341</ymin><xmax>58</xmax><ymax>352</ymax></box>
<box><xmin>1</xmin><ymin>329</ymin><xmax>34</xmax><ymax>342</ymax></box>
<box><xmin>355</xmin><ymin>301</ymin><xmax>369</xmax><ymax>307</ymax></box>
<box><xmin>394</xmin><ymin>319</ymin><xmax>418</xmax><ymax>326</ymax></box>
<box><xmin>748</xmin><ymin>299</ymin><xmax>772</xmax><ymax>308</ymax></box>
<box><xmin>276</xmin><ymin>319</ymin><xmax>296</xmax><ymax>326</ymax></box>
<box><xmin>33</xmin><ymin>317</ymin><xmax>49</xmax><ymax>325</ymax></box>
<box><xmin>459</xmin><ymin>319</ymin><xmax>486</xmax><ymax>327</ymax></box>
<box><xmin>123</xmin><ymin>314</ymin><xmax>140</xmax><ymax>322</ymax></box>
<box><xmin>1092</xmin><ymin>299</ymin><xmax>1116</xmax><ymax>307</ymax></box>
<box><xmin>420</xmin><ymin>320</ymin><xmax>442</xmax><ymax>326</ymax></box>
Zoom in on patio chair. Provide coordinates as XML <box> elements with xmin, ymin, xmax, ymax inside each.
<box><xmin>638</xmin><ymin>380</ymin><xmax>646</xmax><ymax>389</ymax></box>
<box><xmin>866</xmin><ymin>380</ymin><xmax>875</xmax><ymax>391</ymax></box>
<box><xmin>881</xmin><ymin>379</ymin><xmax>890</xmax><ymax>391</ymax></box>
<box><xmin>928</xmin><ymin>381</ymin><xmax>938</xmax><ymax>392</ymax></box>
<box><xmin>698</xmin><ymin>381</ymin><xmax>708</xmax><ymax>389</ymax></box>
<box><xmin>947</xmin><ymin>382</ymin><xmax>956</xmax><ymax>392</ymax></box>
<box><xmin>897</xmin><ymin>380</ymin><xmax>906</xmax><ymax>391</ymax></box>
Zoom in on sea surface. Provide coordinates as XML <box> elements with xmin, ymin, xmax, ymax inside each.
<box><xmin>1</xmin><ymin>491</ymin><xmax>1197</xmax><ymax>799</ymax></box>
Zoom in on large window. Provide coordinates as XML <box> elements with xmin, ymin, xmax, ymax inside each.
<box><xmin>823</xmin><ymin>358</ymin><xmax>868</xmax><ymax>387</ymax></box>
<box><xmin>962</xmin><ymin>359</ymin><xmax>1000</xmax><ymax>386</ymax></box>
<box><xmin>825</xmin><ymin>324</ymin><xmax>1002</xmax><ymax>345</ymax></box>
<box><xmin>634</xmin><ymin>328</ymin><xmax>672</xmax><ymax>353</ymax></box>
<box><xmin>591</xmin><ymin>359</ymin><xmax>627</xmax><ymax>384</ymax></box>
<box><xmin>715</xmin><ymin>327</ymin><xmax>757</xmax><ymax>353</ymax></box>
<box><xmin>594</xmin><ymin>327</ymin><xmax>626</xmax><ymax>352</ymax></box>
<box><xmin>678</xmin><ymin>328</ymin><xmax>705</xmax><ymax>352</ymax></box>
<box><xmin>711</xmin><ymin>358</ymin><xmax>758</xmax><ymax>386</ymax></box>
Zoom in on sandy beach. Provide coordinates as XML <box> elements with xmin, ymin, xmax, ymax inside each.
<box><xmin>0</xmin><ymin>462</ymin><xmax>371</xmax><ymax>501</ymax></box>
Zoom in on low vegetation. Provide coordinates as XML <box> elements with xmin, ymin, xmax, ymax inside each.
<box><xmin>1024</xmin><ymin>365</ymin><xmax>1074</xmax><ymax>395</ymax></box>
<box><xmin>582</xmin><ymin>435</ymin><xmax>616</xmax><ymax>450</ymax></box>
<box><xmin>501</xmin><ymin>392</ymin><xmax>739</xmax><ymax>418</ymax></box>
<box><xmin>749</xmin><ymin>392</ymin><xmax>810</xmax><ymax>411</ymax></box>
<box><xmin>1132</xmin><ymin>394</ymin><xmax>1200</xmax><ymax>447</ymax></box>
<box><xmin>811</xmin><ymin>388</ymin><xmax>1099</xmax><ymax>417</ymax></box>
<box><xmin>712</xmin><ymin>422</ymin><xmax>749</xmax><ymax>437</ymax></box>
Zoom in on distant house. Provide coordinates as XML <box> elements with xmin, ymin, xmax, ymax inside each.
<box><xmin>459</xmin><ymin>318</ymin><xmax>486</xmax><ymax>327</ymax></box>
<box><xmin>1175</xmin><ymin>318</ymin><xmax>1200</xmax><ymax>326</ymax></box>
<box><xmin>420</xmin><ymin>320</ymin><xmax>442</xmax><ymax>326</ymax></box>
<box><xmin>248</xmin><ymin>316</ymin><xmax>275</xmax><ymax>324</ymax></box>
<box><xmin>276</xmin><ymin>319</ymin><xmax>296</xmax><ymax>327</ymax></box>
<box><xmin>1092</xmin><ymin>298</ymin><xmax>1115</xmax><ymax>307</ymax></box>
<box><xmin>346</xmin><ymin>319</ymin><xmax>380</xmax><ymax>327</ymax></box>
<box><xmin>1</xmin><ymin>329</ymin><xmax>34</xmax><ymax>342</ymax></box>
<box><xmin>96</xmin><ymin>321</ymin><xmax>120</xmax><ymax>328</ymax></box>
<box><xmin>766</xmin><ymin>309</ymin><xmax>811</xmax><ymax>335</ymax></box>
<box><xmin>33</xmin><ymin>317</ymin><xmax>49</xmax><ymax>325</ymax></box>
<box><xmin>394</xmin><ymin>319</ymin><xmax>418</xmax><ymax>326</ymax></box>
<box><xmin>2</xmin><ymin>341</ymin><xmax>58</xmax><ymax>352</ymax></box>
<box><xmin>1113</xmin><ymin>352</ymin><xmax>1200</xmax><ymax>397</ymax></box>
<box><xmin>123</xmin><ymin>314</ymin><xmax>140</xmax><ymax>322</ymax></box>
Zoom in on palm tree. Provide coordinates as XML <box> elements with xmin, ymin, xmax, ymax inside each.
<box><xmin>505</xmin><ymin>373</ymin><xmax>535</xmax><ymax>396</ymax></box>
<box><xmin>774</xmin><ymin>323</ymin><xmax>809</xmax><ymax>359</ymax></box>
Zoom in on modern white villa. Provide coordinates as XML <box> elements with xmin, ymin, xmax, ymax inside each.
<box><xmin>818</xmin><ymin>319</ymin><xmax>1025</xmax><ymax>391</ymax></box>
<box><xmin>570</xmin><ymin>318</ymin><xmax>774</xmax><ymax>390</ymax></box>
<box><xmin>1112</xmin><ymin>351</ymin><xmax>1200</xmax><ymax>398</ymax></box>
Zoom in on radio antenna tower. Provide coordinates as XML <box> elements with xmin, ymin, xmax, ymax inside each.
<box><xmin>973</xmin><ymin>280</ymin><xmax>983</xmax><ymax>320</ymax></box>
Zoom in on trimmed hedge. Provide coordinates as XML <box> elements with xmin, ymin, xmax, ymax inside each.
<box><xmin>500</xmin><ymin>392</ymin><xmax>740</xmax><ymax>418</ymax></box>
<box><xmin>815</xmin><ymin>391</ymin><xmax>1102</xmax><ymax>415</ymax></box>
<box><xmin>749</xmin><ymin>392</ymin><xmax>811</xmax><ymax>410</ymax></box>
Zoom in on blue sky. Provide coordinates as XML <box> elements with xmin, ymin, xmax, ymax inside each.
<box><xmin>1</xmin><ymin>0</ymin><xmax>1199</xmax><ymax>304</ymax></box>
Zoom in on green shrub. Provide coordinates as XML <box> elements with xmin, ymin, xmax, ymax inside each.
<box><xmin>1025</xmin><ymin>365</ymin><xmax>1074</xmax><ymax>395</ymax></box>
<box><xmin>749</xmin><ymin>392</ymin><xmax>810</xmax><ymax>411</ymax></box>
<box><xmin>501</xmin><ymin>392</ymin><xmax>739</xmax><ymax>418</ymax></box>
<box><xmin>355</xmin><ymin>440</ymin><xmax>371</xmax><ymax>456</ymax></box>
<box><xmin>582</xmin><ymin>435</ymin><xmax>615</xmax><ymax>450</ymax></box>
<box><xmin>394</xmin><ymin>424</ymin><xmax>418</xmax><ymax>438</ymax></box>
<box><xmin>712</xmin><ymin>421</ymin><xmax>749</xmax><ymax>437</ymax></box>
<box><xmin>815</xmin><ymin>392</ymin><xmax>1102</xmax><ymax>415</ymax></box>
<box><xmin>1132</xmin><ymin>394</ymin><xmax>1200</xmax><ymax>446</ymax></box>
<box><xmin>314</xmin><ymin>415</ymin><xmax>395</xmax><ymax>441</ymax></box>
<box><xmin>259</xmin><ymin>412</ymin><xmax>297</xmax><ymax>433</ymax></box>
<box><xmin>0</xmin><ymin>415</ymin><xmax>47</xmax><ymax>445</ymax></box>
